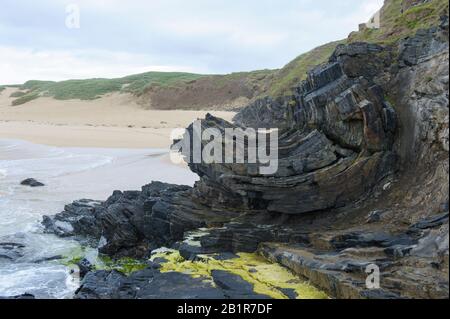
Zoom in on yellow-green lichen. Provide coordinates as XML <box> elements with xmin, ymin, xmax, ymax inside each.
<box><xmin>60</xmin><ymin>246</ymin><xmax>88</xmax><ymax>267</ymax></box>
<box><xmin>151</xmin><ymin>250</ymin><xmax>328</xmax><ymax>299</ymax></box>
<box><xmin>60</xmin><ymin>246</ymin><xmax>147</xmax><ymax>276</ymax></box>
<box><xmin>95</xmin><ymin>255</ymin><xmax>148</xmax><ymax>275</ymax></box>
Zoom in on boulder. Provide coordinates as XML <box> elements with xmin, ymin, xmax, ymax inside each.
<box><xmin>20</xmin><ymin>178</ymin><xmax>45</xmax><ymax>187</ymax></box>
<box><xmin>0</xmin><ymin>242</ymin><xmax>25</xmax><ymax>262</ymax></box>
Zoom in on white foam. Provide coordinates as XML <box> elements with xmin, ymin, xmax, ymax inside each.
<box><xmin>0</xmin><ymin>138</ymin><xmax>199</xmax><ymax>298</ymax></box>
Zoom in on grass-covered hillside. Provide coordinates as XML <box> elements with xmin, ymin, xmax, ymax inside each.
<box><xmin>266</xmin><ymin>0</ymin><xmax>448</xmax><ymax>98</ymax></box>
<box><xmin>9</xmin><ymin>72</ymin><xmax>206</xmax><ymax>106</ymax></box>
<box><xmin>262</xmin><ymin>40</ymin><xmax>345</xmax><ymax>98</ymax></box>
<box><xmin>137</xmin><ymin>69</ymin><xmax>274</xmax><ymax>110</ymax></box>
<box><xmin>349</xmin><ymin>0</ymin><xmax>449</xmax><ymax>44</ymax></box>
<box><xmin>8</xmin><ymin>70</ymin><xmax>276</xmax><ymax>109</ymax></box>
<box><xmin>3</xmin><ymin>0</ymin><xmax>447</xmax><ymax>108</ymax></box>
<box><xmin>261</xmin><ymin>0</ymin><xmax>448</xmax><ymax>99</ymax></box>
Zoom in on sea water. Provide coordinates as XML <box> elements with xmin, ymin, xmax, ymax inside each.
<box><xmin>0</xmin><ymin>139</ymin><xmax>198</xmax><ymax>298</ymax></box>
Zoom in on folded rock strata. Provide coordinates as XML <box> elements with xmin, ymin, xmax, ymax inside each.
<box><xmin>43</xmin><ymin>19</ymin><xmax>449</xmax><ymax>299</ymax></box>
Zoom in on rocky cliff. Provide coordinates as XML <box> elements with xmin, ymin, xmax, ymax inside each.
<box><xmin>42</xmin><ymin>13</ymin><xmax>449</xmax><ymax>299</ymax></box>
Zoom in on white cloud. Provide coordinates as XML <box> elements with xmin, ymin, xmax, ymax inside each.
<box><xmin>0</xmin><ymin>0</ymin><xmax>385</xmax><ymax>83</ymax></box>
<box><xmin>0</xmin><ymin>46</ymin><xmax>200</xmax><ymax>84</ymax></box>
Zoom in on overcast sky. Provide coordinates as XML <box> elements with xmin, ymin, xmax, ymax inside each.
<box><xmin>0</xmin><ymin>0</ymin><xmax>384</xmax><ymax>84</ymax></box>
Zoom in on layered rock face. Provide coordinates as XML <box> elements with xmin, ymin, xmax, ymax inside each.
<box><xmin>188</xmin><ymin>43</ymin><xmax>397</xmax><ymax>216</ymax></box>
<box><xmin>43</xmin><ymin>19</ymin><xmax>449</xmax><ymax>299</ymax></box>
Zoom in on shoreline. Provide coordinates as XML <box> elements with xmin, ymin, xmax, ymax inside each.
<box><xmin>0</xmin><ymin>121</ymin><xmax>175</xmax><ymax>149</ymax></box>
<box><xmin>0</xmin><ymin>88</ymin><xmax>236</xmax><ymax>149</ymax></box>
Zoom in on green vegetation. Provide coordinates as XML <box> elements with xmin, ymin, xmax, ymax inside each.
<box><xmin>11</xmin><ymin>91</ymin><xmax>40</xmax><ymax>106</ymax></box>
<box><xmin>61</xmin><ymin>251</ymin><xmax>147</xmax><ymax>276</ymax></box>
<box><xmin>263</xmin><ymin>0</ymin><xmax>448</xmax><ymax>98</ymax></box>
<box><xmin>7</xmin><ymin>69</ymin><xmax>278</xmax><ymax>106</ymax></box>
<box><xmin>9</xmin><ymin>91</ymin><xmax>27</xmax><ymax>98</ymax></box>
<box><xmin>264</xmin><ymin>40</ymin><xmax>344</xmax><ymax>97</ymax></box>
<box><xmin>5</xmin><ymin>0</ymin><xmax>447</xmax><ymax>106</ymax></box>
<box><xmin>348</xmin><ymin>0</ymin><xmax>449</xmax><ymax>44</ymax></box>
<box><xmin>11</xmin><ymin>72</ymin><xmax>207</xmax><ymax>105</ymax></box>
<box><xmin>96</xmin><ymin>255</ymin><xmax>148</xmax><ymax>275</ymax></box>
<box><xmin>210</xmin><ymin>69</ymin><xmax>273</xmax><ymax>88</ymax></box>
<box><xmin>152</xmin><ymin>249</ymin><xmax>328</xmax><ymax>299</ymax></box>
<box><xmin>62</xmin><ymin>256</ymin><xmax>84</xmax><ymax>266</ymax></box>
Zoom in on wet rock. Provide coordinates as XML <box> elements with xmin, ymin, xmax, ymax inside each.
<box><xmin>76</xmin><ymin>266</ymin><xmax>278</xmax><ymax>299</ymax></box>
<box><xmin>259</xmin><ymin>240</ymin><xmax>446</xmax><ymax>299</ymax></box>
<box><xmin>409</xmin><ymin>212</ymin><xmax>449</xmax><ymax>233</ymax></box>
<box><xmin>43</xmin><ymin>182</ymin><xmax>196</xmax><ymax>258</ymax></box>
<box><xmin>330</xmin><ymin>231</ymin><xmax>416</xmax><ymax>250</ymax></box>
<box><xmin>410</xmin><ymin>224</ymin><xmax>449</xmax><ymax>259</ymax></box>
<box><xmin>211</xmin><ymin>270</ymin><xmax>270</xmax><ymax>299</ymax></box>
<box><xmin>42</xmin><ymin>199</ymin><xmax>103</xmax><ymax>238</ymax></box>
<box><xmin>77</xmin><ymin>258</ymin><xmax>93</xmax><ymax>279</ymax></box>
<box><xmin>75</xmin><ymin>268</ymin><xmax>226</xmax><ymax>299</ymax></box>
<box><xmin>366</xmin><ymin>210</ymin><xmax>384</xmax><ymax>223</ymax></box>
<box><xmin>0</xmin><ymin>242</ymin><xmax>25</xmax><ymax>262</ymax></box>
<box><xmin>0</xmin><ymin>293</ymin><xmax>35</xmax><ymax>299</ymax></box>
<box><xmin>33</xmin><ymin>255</ymin><xmax>63</xmax><ymax>263</ymax></box>
<box><xmin>359</xmin><ymin>289</ymin><xmax>404</xmax><ymax>299</ymax></box>
<box><xmin>198</xmin><ymin>223</ymin><xmax>309</xmax><ymax>255</ymax></box>
<box><xmin>20</xmin><ymin>178</ymin><xmax>45</xmax><ymax>187</ymax></box>
<box><xmin>75</xmin><ymin>270</ymin><xmax>125</xmax><ymax>299</ymax></box>
<box><xmin>121</xmin><ymin>270</ymin><xmax>225</xmax><ymax>299</ymax></box>
<box><xmin>211</xmin><ymin>253</ymin><xmax>240</xmax><ymax>261</ymax></box>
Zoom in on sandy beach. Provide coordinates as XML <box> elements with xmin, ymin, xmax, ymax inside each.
<box><xmin>0</xmin><ymin>87</ymin><xmax>236</xmax><ymax>149</ymax></box>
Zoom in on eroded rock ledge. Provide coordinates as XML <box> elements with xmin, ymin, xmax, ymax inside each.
<box><xmin>43</xmin><ymin>19</ymin><xmax>449</xmax><ymax>299</ymax></box>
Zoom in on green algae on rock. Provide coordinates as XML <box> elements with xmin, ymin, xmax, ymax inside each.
<box><xmin>95</xmin><ymin>256</ymin><xmax>149</xmax><ymax>275</ymax></box>
<box><xmin>151</xmin><ymin>249</ymin><xmax>329</xmax><ymax>299</ymax></box>
<box><xmin>61</xmin><ymin>247</ymin><xmax>148</xmax><ymax>276</ymax></box>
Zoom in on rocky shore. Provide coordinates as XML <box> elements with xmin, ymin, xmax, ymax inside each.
<box><xmin>42</xmin><ymin>17</ymin><xmax>449</xmax><ymax>299</ymax></box>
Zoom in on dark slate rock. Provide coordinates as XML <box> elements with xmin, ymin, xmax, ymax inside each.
<box><xmin>76</xmin><ymin>268</ymin><xmax>226</xmax><ymax>299</ymax></box>
<box><xmin>360</xmin><ymin>289</ymin><xmax>405</xmax><ymax>299</ymax></box>
<box><xmin>42</xmin><ymin>182</ymin><xmax>194</xmax><ymax>258</ymax></box>
<box><xmin>33</xmin><ymin>255</ymin><xmax>63</xmax><ymax>263</ymax></box>
<box><xmin>124</xmin><ymin>271</ymin><xmax>225</xmax><ymax>299</ymax></box>
<box><xmin>398</xmin><ymin>20</ymin><xmax>449</xmax><ymax>67</ymax></box>
<box><xmin>279</xmin><ymin>288</ymin><xmax>298</xmax><ymax>299</ymax></box>
<box><xmin>211</xmin><ymin>270</ymin><xmax>271</xmax><ymax>299</ymax></box>
<box><xmin>366</xmin><ymin>210</ymin><xmax>384</xmax><ymax>223</ymax></box>
<box><xmin>330</xmin><ymin>42</ymin><xmax>388</xmax><ymax>79</ymax></box>
<box><xmin>439</xmin><ymin>201</ymin><xmax>449</xmax><ymax>213</ymax></box>
<box><xmin>211</xmin><ymin>253</ymin><xmax>240</xmax><ymax>261</ymax></box>
<box><xmin>20</xmin><ymin>178</ymin><xmax>45</xmax><ymax>187</ymax></box>
<box><xmin>409</xmin><ymin>212</ymin><xmax>449</xmax><ymax>233</ymax></box>
<box><xmin>42</xmin><ymin>199</ymin><xmax>104</xmax><ymax>238</ymax></box>
<box><xmin>0</xmin><ymin>293</ymin><xmax>35</xmax><ymax>300</ymax></box>
<box><xmin>77</xmin><ymin>258</ymin><xmax>93</xmax><ymax>279</ymax></box>
<box><xmin>330</xmin><ymin>231</ymin><xmax>416</xmax><ymax>250</ymax></box>
<box><xmin>384</xmin><ymin>245</ymin><xmax>413</xmax><ymax>258</ymax></box>
<box><xmin>0</xmin><ymin>242</ymin><xmax>25</xmax><ymax>262</ymax></box>
<box><xmin>75</xmin><ymin>270</ymin><xmax>125</xmax><ymax>299</ymax></box>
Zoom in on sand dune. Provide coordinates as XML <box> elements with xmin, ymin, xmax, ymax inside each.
<box><xmin>0</xmin><ymin>87</ymin><xmax>236</xmax><ymax>148</ymax></box>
